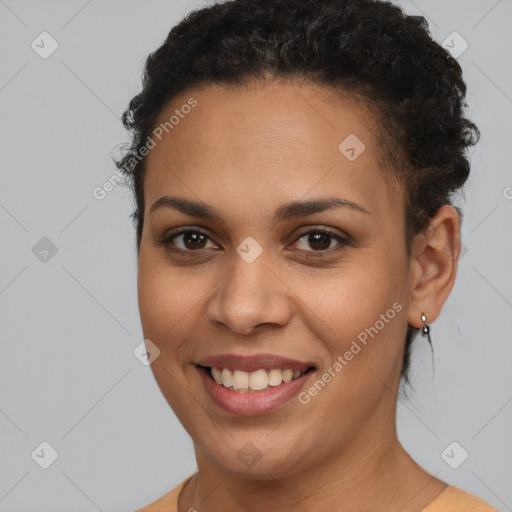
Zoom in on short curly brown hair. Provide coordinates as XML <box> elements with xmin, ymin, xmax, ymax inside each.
<box><xmin>115</xmin><ymin>0</ymin><xmax>479</xmax><ymax>386</ymax></box>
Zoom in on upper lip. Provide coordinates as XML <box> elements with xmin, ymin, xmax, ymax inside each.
<box><xmin>196</xmin><ymin>353</ymin><xmax>316</xmax><ymax>373</ymax></box>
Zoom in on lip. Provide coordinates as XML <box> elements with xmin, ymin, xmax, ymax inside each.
<box><xmin>196</xmin><ymin>352</ymin><xmax>315</xmax><ymax>372</ymax></box>
<box><xmin>197</xmin><ymin>365</ymin><xmax>316</xmax><ymax>416</ymax></box>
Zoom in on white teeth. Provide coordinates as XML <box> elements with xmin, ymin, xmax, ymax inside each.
<box><xmin>211</xmin><ymin>367</ymin><xmax>222</xmax><ymax>384</ymax></box>
<box><xmin>249</xmin><ymin>369</ymin><xmax>268</xmax><ymax>390</ymax></box>
<box><xmin>282</xmin><ymin>369</ymin><xmax>293</xmax><ymax>383</ymax></box>
<box><xmin>268</xmin><ymin>368</ymin><xmax>283</xmax><ymax>386</ymax></box>
<box><xmin>221</xmin><ymin>368</ymin><xmax>233</xmax><ymax>387</ymax></box>
<box><xmin>232</xmin><ymin>370</ymin><xmax>249</xmax><ymax>391</ymax></box>
<box><xmin>210</xmin><ymin>367</ymin><xmax>308</xmax><ymax>392</ymax></box>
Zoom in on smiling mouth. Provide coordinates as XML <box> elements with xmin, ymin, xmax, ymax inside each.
<box><xmin>197</xmin><ymin>365</ymin><xmax>316</xmax><ymax>393</ymax></box>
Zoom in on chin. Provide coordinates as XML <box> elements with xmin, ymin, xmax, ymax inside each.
<box><xmin>194</xmin><ymin>430</ymin><xmax>315</xmax><ymax>480</ymax></box>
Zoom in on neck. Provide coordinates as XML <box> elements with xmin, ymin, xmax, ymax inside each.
<box><xmin>180</xmin><ymin>419</ymin><xmax>446</xmax><ymax>512</ymax></box>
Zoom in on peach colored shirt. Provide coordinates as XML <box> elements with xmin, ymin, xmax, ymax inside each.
<box><xmin>136</xmin><ymin>473</ymin><xmax>498</xmax><ymax>512</ymax></box>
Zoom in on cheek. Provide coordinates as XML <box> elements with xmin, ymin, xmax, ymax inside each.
<box><xmin>136</xmin><ymin>258</ymin><xmax>204</xmax><ymax>419</ymax></box>
<box><xmin>292</xmin><ymin>265</ymin><xmax>407</xmax><ymax>434</ymax></box>
<box><xmin>296</xmin><ymin>254</ymin><xmax>407</xmax><ymax>379</ymax></box>
<box><xmin>301</xmin><ymin>257</ymin><xmax>402</xmax><ymax>333</ymax></box>
<box><xmin>137</xmin><ymin>253</ymin><xmax>199</xmax><ymax>348</ymax></box>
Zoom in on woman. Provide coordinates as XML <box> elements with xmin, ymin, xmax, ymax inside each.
<box><xmin>116</xmin><ymin>0</ymin><xmax>496</xmax><ymax>510</ymax></box>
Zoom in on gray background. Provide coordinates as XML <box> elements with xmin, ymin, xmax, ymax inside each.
<box><xmin>0</xmin><ymin>0</ymin><xmax>511</xmax><ymax>510</ymax></box>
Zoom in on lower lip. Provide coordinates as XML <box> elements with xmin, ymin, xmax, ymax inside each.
<box><xmin>197</xmin><ymin>366</ymin><xmax>315</xmax><ymax>416</ymax></box>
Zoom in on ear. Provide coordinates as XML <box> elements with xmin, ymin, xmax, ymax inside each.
<box><xmin>406</xmin><ymin>205</ymin><xmax>461</xmax><ymax>328</ymax></box>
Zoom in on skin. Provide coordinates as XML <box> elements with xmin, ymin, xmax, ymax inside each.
<box><xmin>137</xmin><ymin>80</ymin><xmax>461</xmax><ymax>512</ymax></box>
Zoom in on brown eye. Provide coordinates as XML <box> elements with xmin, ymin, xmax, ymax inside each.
<box><xmin>161</xmin><ymin>229</ymin><xmax>218</xmax><ymax>253</ymax></box>
<box><xmin>176</xmin><ymin>231</ymin><xmax>208</xmax><ymax>250</ymax></box>
<box><xmin>291</xmin><ymin>228</ymin><xmax>351</xmax><ymax>254</ymax></box>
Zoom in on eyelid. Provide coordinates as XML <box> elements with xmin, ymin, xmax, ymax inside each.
<box><xmin>292</xmin><ymin>225</ymin><xmax>352</xmax><ymax>244</ymax></box>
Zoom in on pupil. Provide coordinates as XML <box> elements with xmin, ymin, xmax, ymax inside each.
<box><xmin>184</xmin><ymin>232</ymin><xmax>206</xmax><ymax>250</ymax></box>
<box><xmin>310</xmin><ymin>233</ymin><xmax>330</xmax><ymax>250</ymax></box>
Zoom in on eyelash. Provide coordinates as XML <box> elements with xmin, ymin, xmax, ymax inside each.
<box><xmin>158</xmin><ymin>226</ymin><xmax>353</xmax><ymax>258</ymax></box>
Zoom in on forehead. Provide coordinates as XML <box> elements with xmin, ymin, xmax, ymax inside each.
<box><xmin>143</xmin><ymin>81</ymin><xmax>403</xmax><ymax>226</ymax></box>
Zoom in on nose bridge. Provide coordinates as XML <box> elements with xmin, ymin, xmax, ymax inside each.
<box><xmin>207</xmin><ymin>245</ymin><xmax>291</xmax><ymax>334</ymax></box>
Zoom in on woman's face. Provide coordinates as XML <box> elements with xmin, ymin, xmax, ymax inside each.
<box><xmin>137</xmin><ymin>81</ymin><xmax>416</xmax><ymax>478</ymax></box>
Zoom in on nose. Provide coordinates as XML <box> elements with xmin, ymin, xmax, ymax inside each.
<box><xmin>206</xmin><ymin>251</ymin><xmax>293</xmax><ymax>336</ymax></box>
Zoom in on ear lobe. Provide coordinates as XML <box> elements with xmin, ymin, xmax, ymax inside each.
<box><xmin>406</xmin><ymin>205</ymin><xmax>461</xmax><ymax>328</ymax></box>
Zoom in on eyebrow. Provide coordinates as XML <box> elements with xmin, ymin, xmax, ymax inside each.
<box><xmin>149</xmin><ymin>195</ymin><xmax>370</xmax><ymax>223</ymax></box>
